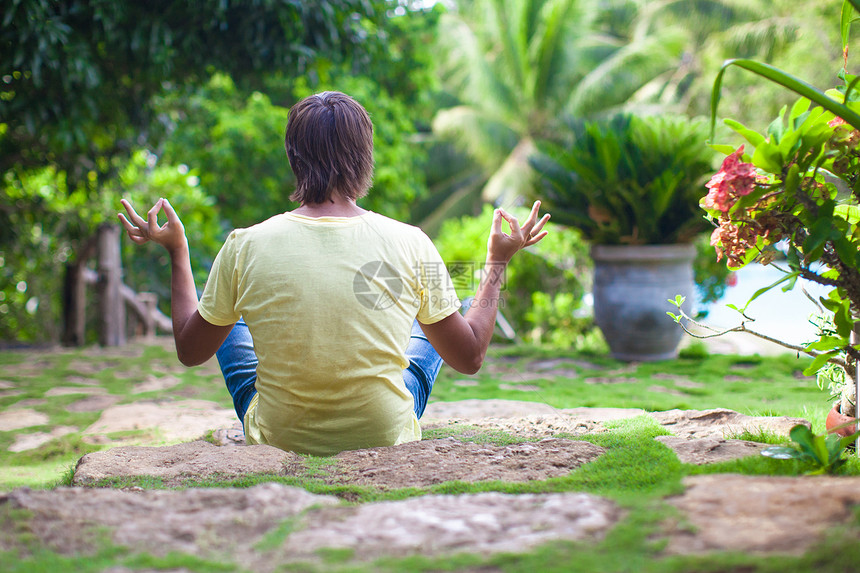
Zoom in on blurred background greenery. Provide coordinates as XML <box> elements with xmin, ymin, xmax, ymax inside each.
<box><xmin>0</xmin><ymin>0</ymin><xmax>847</xmax><ymax>347</ymax></box>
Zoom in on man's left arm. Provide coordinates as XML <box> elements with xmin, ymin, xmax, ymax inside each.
<box><xmin>119</xmin><ymin>198</ymin><xmax>233</xmax><ymax>365</ymax></box>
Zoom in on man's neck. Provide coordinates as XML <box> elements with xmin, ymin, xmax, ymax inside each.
<box><xmin>292</xmin><ymin>198</ymin><xmax>366</xmax><ymax>218</ymax></box>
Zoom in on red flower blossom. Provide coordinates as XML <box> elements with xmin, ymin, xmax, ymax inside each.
<box><xmin>703</xmin><ymin>146</ymin><xmax>758</xmax><ymax>213</ymax></box>
<box><xmin>829</xmin><ymin>116</ymin><xmax>847</xmax><ymax>128</ymax></box>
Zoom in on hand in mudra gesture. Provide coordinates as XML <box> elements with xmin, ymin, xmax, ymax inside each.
<box><xmin>487</xmin><ymin>200</ymin><xmax>550</xmax><ymax>264</ymax></box>
<box><xmin>118</xmin><ymin>198</ymin><xmax>188</xmax><ymax>254</ymax></box>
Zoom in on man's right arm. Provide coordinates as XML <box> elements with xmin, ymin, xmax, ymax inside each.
<box><xmin>418</xmin><ymin>202</ymin><xmax>549</xmax><ymax>374</ymax></box>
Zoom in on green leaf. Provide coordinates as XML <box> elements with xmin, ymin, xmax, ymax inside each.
<box><xmin>789</xmin><ymin>424</ymin><xmax>821</xmax><ymax>461</ymax></box>
<box><xmin>803</xmin><ymin>350</ymin><xmax>840</xmax><ymax>376</ymax></box>
<box><xmin>711</xmin><ymin>59</ymin><xmax>860</xmax><ymax>133</ymax></box>
<box><xmin>746</xmin><ymin>271</ymin><xmax>799</xmax><ymax>306</ymax></box>
<box><xmin>766</xmin><ymin>106</ymin><xmax>787</xmax><ymax>143</ymax></box>
<box><xmin>843</xmin><ymin>1</ymin><xmax>855</xmax><ymax>55</ymax></box>
<box><xmin>751</xmin><ymin>142</ymin><xmax>783</xmax><ymax>173</ymax></box>
<box><xmin>805</xmin><ymin>336</ymin><xmax>849</xmax><ymax>352</ymax></box>
<box><xmin>789</xmin><ymin>97</ymin><xmax>811</xmax><ymax>122</ymax></box>
<box><xmin>803</xmin><ymin>218</ymin><xmax>835</xmax><ymax>260</ymax></box>
<box><xmin>709</xmin><ymin>143</ymin><xmax>738</xmax><ymax>156</ymax></box>
<box><xmin>835</xmin><ymin>204</ymin><xmax>860</xmax><ymax>224</ymax></box>
<box><xmin>724</xmin><ymin>118</ymin><xmax>765</xmax><ymax>148</ymax></box>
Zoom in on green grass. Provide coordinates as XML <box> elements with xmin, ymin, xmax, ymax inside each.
<box><xmin>0</xmin><ymin>339</ymin><xmax>838</xmax><ymax>492</ymax></box>
<box><xmin>1</xmin><ymin>338</ymin><xmax>856</xmax><ymax>572</ymax></box>
<box><xmin>432</xmin><ymin>344</ymin><xmax>830</xmax><ymax>429</ymax></box>
<box><xmin>0</xmin><ymin>340</ymin><xmax>230</xmax><ymax>491</ymax></box>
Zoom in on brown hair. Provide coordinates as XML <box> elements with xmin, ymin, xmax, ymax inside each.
<box><xmin>285</xmin><ymin>91</ymin><xmax>374</xmax><ymax>204</ymax></box>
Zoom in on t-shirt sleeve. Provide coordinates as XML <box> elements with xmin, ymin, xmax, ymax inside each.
<box><xmin>414</xmin><ymin>231</ymin><xmax>461</xmax><ymax>324</ymax></box>
<box><xmin>197</xmin><ymin>232</ymin><xmax>242</xmax><ymax>326</ymax></box>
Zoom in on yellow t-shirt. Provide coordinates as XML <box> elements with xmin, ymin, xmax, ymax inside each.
<box><xmin>197</xmin><ymin>211</ymin><xmax>459</xmax><ymax>456</ymax></box>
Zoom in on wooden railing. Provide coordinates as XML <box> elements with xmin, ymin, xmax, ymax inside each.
<box><xmin>63</xmin><ymin>224</ymin><xmax>171</xmax><ymax>346</ymax></box>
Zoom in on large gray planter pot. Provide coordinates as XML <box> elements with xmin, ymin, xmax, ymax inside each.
<box><xmin>591</xmin><ymin>244</ymin><xmax>695</xmax><ymax>362</ymax></box>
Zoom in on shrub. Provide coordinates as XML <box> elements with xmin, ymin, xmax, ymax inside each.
<box><xmin>433</xmin><ymin>204</ymin><xmax>596</xmax><ymax>347</ymax></box>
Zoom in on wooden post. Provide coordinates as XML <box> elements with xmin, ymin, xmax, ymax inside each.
<box><xmin>137</xmin><ymin>292</ymin><xmax>157</xmax><ymax>340</ymax></box>
<box><xmin>96</xmin><ymin>224</ymin><xmax>125</xmax><ymax>346</ymax></box>
<box><xmin>61</xmin><ymin>263</ymin><xmax>87</xmax><ymax>346</ymax></box>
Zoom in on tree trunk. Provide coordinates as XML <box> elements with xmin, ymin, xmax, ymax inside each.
<box><xmin>61</xmin><ymin>262</ymin><xmax>87</xmax><ymax>346</ymax></box>
<box><xmin>96</xmin><ymin>224</ymin><xmax>125</xmax><ymax>346</ymax></box>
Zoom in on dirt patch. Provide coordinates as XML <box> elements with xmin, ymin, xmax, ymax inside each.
<box><xmin>584</xmin><ymin>376</ymin><xmax>637</xmax><ymax>385</ymax></box>
<box><xmin>650</xmin><ymin>408</ymin><xmax>809</xmax><ymax>439</ymax></box>
<box><xmin>497</xmin><ymin>383</ymin><xmax>541</xmax><ymax>391</ymax></box>
<box><xmin>0</xmin><ymin>483</ymin><xmax>336</xmax><ymax>559</ymax></box>
<box><xmin>0</xmin><ymin>408</ymin><xmax>49</xmax><ymax>431</ymax></box>
<box><xmin>0</xmin><ymin>485</ymin><xmax>619</xmax><ymax>568</ymax></box>
<box><xmin>131</xmin><ymin>374</ymin><xmax>181</xmax><ymax>394</ymax></box>
<box><xmin>63</xmin><ymin>375</ymin><xmax>101</xmax><ymax>386</ymax></box>
<box><xmin>73</xmin><ymin>441</ymin><xmax>293</xmax><ymax>486</ymax></box>
<box><xmin>67</xmin><ymin>358</ymin><xmax>122</xmax><ymax>374</ymax></box>
<box><xmin>82</xmin><ymin>399</ymin><xmax>236</xmax><ymax>444</ymax></box>
<box><xmin>71</xmin><ymin>436</ymin><xmax>605</xmax><ymax>490</ymax></box>
<box><xmin>655</xmin><ymin>436</ymin><xmax>767</xmax><ymax>465</ymax></box>
<box><xmin>328</xmin><ymin>437</ymin><xmax>605</xmax><ymax>490</ymax></box>
<box><xmin>273</xmin><ymin>491</ymin><xmax>620</xmax><ymax>565</ymax></box>
<box><xmin>663</xmin><ymin>474</ymin><xmax>860</xmax><ymax>555</ymax></box>
<box><xmin>45</xmin><ymin>387</ymin><xmax>108</xmax><ymax>397</ymax></box>
<box><xmin>66</xmin><ymin>394</ymin><xmax>121</xmax><ymax>413</ymax></box>
<box><xmin>425</xmin><ymin>399</ymin><xmax>559</xmax><ymax>419</ymax></box>
<box><xmin>9</xmin><ymin>426</ymin><xmax>78</xmax><ymax>453</ymax></box>
<box><xmin>424</xmin><ymin>401</ymin><xmax>648</xmax><ymax>438</ymax></box>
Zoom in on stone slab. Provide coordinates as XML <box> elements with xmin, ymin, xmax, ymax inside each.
<box><xmin>0</xmin><ymin>408</ymin><xmax>49</xmax><ymax>432</ymax></box>
<box><xmin>72</xmin><ymin>440</ymin><xmax>293</xmax><ymax>486</ymax></box>
<box><xmin>655</xmin><ymin>435</ymin><xmax>767</xmax><ymax>465</ymax></box>
<box><xmin>664</xmin><ymin>474</ymin><xmax>860</xmax><ymax>555</ymax></box>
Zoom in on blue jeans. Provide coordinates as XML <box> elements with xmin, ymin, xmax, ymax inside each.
<box><xmin>215</xmin><ymin>318</ymin><xmax>445</xmax><ymax>427</ymax></box>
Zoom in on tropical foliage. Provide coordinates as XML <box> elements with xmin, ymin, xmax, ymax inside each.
<box><xmin>532</xmin><ymin>114</ymin><xmax>717</xmax><ymax>245</ymax></box>
<box><xmin>0</xmin><ymin>0</ymin><xmax>422</xmax><ymax>343</ymax></box>
<box><xmin>672</xmin><ymin>0</ymin><xmax>860</xmax><ymax>414</ymax></box>
<box><xmin>425</xmin><ymin>0</ymin><xmax>686</xmax><ymax>223</ymax></box>
<box><xmin>433</xmin><ymin>205</ymin><xmax>596</xmax><ymax>347</ymax></box>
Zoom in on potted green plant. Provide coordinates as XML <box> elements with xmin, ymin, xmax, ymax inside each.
<box><xmin>668</xmin><ymin>0</ymin><xmax>860</xmax><ymax>435</ymax></box>
<box><xmin>531</xmin><ymin>113</ymin><xmax>718</xmax><ymax>361</ymax></box>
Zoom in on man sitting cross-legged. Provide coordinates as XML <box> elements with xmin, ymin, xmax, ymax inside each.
<box><xmin>118</xmin><ymin>91</ymin><xmax>549</xmax><ymax>456</ymax></box>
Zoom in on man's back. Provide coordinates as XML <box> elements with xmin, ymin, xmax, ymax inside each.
<box><xmin>198</xmin><ymin>210</ymin><xmax>458</xmax><ymax>455</ymax></box>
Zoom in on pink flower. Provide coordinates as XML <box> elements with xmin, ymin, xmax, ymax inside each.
<box><xmin>829</xmin><ymin>116</ymin><xmax>847</xmax><ymax>128</ymax></box>
<box><xmin>709</xmin><ymin>226</ymin><xmax>722</xmax><ymax>246</ymax></box>
<box><xmin>703</xmin><ymin>146</ymin><xmax>757</xmax><ymax>212</ymax></box>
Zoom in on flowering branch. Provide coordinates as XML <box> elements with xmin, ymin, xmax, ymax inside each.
<box><xmin>668</xmin><ymin>299</ymin><xmax>853</xmax><ymax>375</ymax></box>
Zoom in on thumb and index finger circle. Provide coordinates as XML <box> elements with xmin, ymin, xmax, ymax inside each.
<box><xmin>499</xmin><ymin>208</ymin><xmax>522</xmax><ymax>237</ymax></box>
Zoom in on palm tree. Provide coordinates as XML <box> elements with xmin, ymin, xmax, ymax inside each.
<box><xmin>631</xmin><ymin>0</ymin><xmax>835</xmax><ymax>125</ymax></box>
<box><xmin>418</xmin><ymin>0</ymin><xmax>828</xmax><ymax>233</ymax></box>
<box><xmin>421</xmin><ymin>0</ymin><xmax>686</xmax><ymax>228</ymax></box>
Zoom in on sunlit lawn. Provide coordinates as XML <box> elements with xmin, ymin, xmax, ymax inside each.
<box><xmin>0</xmin><ymin>337</ymin><xmax>834</xmax><ymax>492</ymax></box>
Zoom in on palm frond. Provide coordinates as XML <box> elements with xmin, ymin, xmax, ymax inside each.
<box><xmin>527</xmin><ymin>0</ymin><xmax>589</xmax><ymax>106</ymax></box>
<box><xmin>436</xmin><ymin>12</ymin><xmax>522</xmax><ymax>125</ymax></box>
<box><xmin>566</xmin><ymin>29</ymin><xmax>685</xmax><ymax>118</ymax></box>
<box><xmin>432</xmin><ymin>106</ymin><xmax>520</xmax><ymax>169</ymax></box>
<box><xmin>482</xmin><ymin>138</ymin><xmax>538</xmax><ymax>205</ymax></box>
<box><xmin>714</xmin><ymin>17</ymin><xmax>800</xmax><ymax>60</ymax></box>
